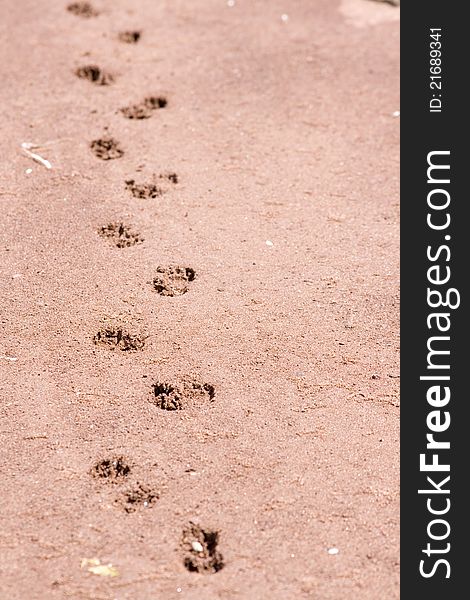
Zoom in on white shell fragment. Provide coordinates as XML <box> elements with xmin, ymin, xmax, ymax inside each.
<box><xmin>191</xmin><ymin>541</ymin><xmax>204</xmax><ymax>553</ymax></box>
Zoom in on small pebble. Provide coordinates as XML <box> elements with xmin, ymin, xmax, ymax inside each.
<box><xmin>328</xmin><ymin>547</ymin><xmax>339</xmax><ymax>555</ymax></box>
<box><xmin>281</xmin><ymin>13</ymin><xmax>289</xmax><ymax>22</ymax></box>
<box><xmin>191</xmin><ymin>541</ymin><xmax>204</xmax><ymax>553</ymax></box>
<box><xmin>392</xmin><ymin>110</ymin><xmax>400</xmax><ymax>117</ymax></box>
<box><xmin>266</xmin><ymin>240</ymin><xmax>274</xmax><ymax>246</ymax></box>
<box><xmin>25</xmin><ymin>168</ymin><xmax>33</xmax><ymax>174</ymax></box>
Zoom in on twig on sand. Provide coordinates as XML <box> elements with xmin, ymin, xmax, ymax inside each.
<box><xmin>21</xmin><ymin>142</ymin><xmax>52</xmax><ymax>169</ymax></box>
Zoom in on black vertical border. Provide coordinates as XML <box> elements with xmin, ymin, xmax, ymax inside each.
<box><xmin>401</xmin><ymin>2</ymin><xmax>467</xmax><ymax>597</ymax></box>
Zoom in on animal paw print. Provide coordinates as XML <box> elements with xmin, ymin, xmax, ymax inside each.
<box><xmin>118</xmin><ymin>30</ymin><xmax>141</xmax><ymax>44</ymax></box>
<box><xmin>182</xmin><ymin>523</ymin><xmax>224</xmax><ymax>574</ymax></box>
<box><xmin>91</xmin><ymin>457</ymin><xmax>131</xmax><ymax>482</ymax></box>
<box><xmin>150</xmin><ymin>378</ymin><xmax>215</xmax><ymax>410</ymax></box>
<box><xmin>98</xmin><ymin>222</ymin><xmax>143</xmax><ymax>248</ymax></box>
<box><xmin>90</xmin><ymin>138</ymin><xmax>124</xmax><ymax>160</ymax></box>
<box><xmin>121</xmin><ymin>96</ymin><xmax>167</xmax><ymax>120</ymax></box>
<box><xmin>93</xmin><ymin>326</ymin><xmax>146</xmax><ymax>351</ymax></box>
<box><xmin>76</xmin><ymin>65</ymin><xmax>114</xmax><ymax>86</ymax></box>
<box><xmin>152</xmin><ymin>266</ymin><xmax>195</xmax><ymax>297</ymax></box>
<box><xmin>67</xmin><ymin>2</ymin><xmax>98</xmax><ymax>18</ymax></box>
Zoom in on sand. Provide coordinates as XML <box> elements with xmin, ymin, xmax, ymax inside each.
<box><xmin>0</xmin><ymin>0</ymin><xmax>399</xmax><ymax>598</ymax></box>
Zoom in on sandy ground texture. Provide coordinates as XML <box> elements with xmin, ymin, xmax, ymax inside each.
<box><xmin>0</xmin><ymin>0</ymin><xmax>399</xmax><ymax>598</ymax></box>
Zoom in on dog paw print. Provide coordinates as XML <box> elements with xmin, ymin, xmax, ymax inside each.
<box><xmin>152</xmin><ymin>266</ymin><xmax>195</xmax><ymax>297</ymax></box>
<box><xmin>121</xmin><ymin>96</ymin><xmax>167</xmax><ymax>120</ymax></box>
<box><xmin>181</xmin><ymin>523</ymin><xmax>224</xmax><ymax>574</ymax></box>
